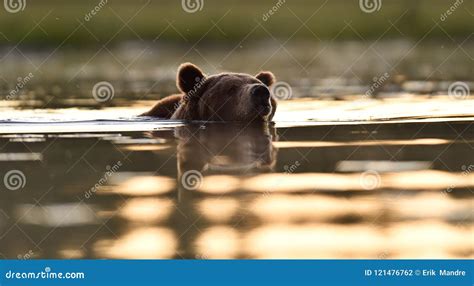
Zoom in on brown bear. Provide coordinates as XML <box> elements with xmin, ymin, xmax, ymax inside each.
<box><xmin>140</xmin><ymin>63</ymin><xmax>277</xmax><ymax>121</ymax></box>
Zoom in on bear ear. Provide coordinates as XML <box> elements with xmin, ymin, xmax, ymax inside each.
<box><xmin>177</xmin><ymin>63</ymin><xmax>206</xmax><ymax>93</ymax></box>
<box><xmin>256</xmin><ymin>71</ymin><xmax>275</xmax><ymax>86</ymax></box>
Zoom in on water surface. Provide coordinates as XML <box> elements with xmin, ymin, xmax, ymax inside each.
<box><xmin>0</xmin><ymin>99</ymin><xmax>472</xmax><ymax>259</ymax></box>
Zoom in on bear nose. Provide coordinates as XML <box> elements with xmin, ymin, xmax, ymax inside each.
<box><xmin>251</xmin><ymin>85</ymin><xmax>270</xmax><ymax>103</ymax></box>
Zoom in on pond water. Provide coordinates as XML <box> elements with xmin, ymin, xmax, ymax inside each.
<box><xmin>0</xmin><ymin>98</ymin><xmax>473</xmax><ymax>259</ymax></box>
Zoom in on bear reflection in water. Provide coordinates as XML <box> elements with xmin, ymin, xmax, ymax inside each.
<box><xmin>152</xmin><ymin>123</ymin><xmax>278</xmax><ymax>190</ymax></box>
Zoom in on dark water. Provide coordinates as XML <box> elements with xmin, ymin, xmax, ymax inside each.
<box><xmin>0</xmin><ymin>118</ymin><xmax>472</xmax><ymax>259</ymax></box>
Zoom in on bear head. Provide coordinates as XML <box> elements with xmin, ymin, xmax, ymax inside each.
<box><xmin>172</xmin><ymin>63</ymin><xmax>277</xmax><ymax>122</ymax></box>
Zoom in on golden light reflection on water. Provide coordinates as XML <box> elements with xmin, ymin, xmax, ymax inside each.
<box><xmin>119</xmin><ymin>198</ymin><xmax>173</xmax><ymax>223</ymax></box>
<box><xmin>59</xmin><ymin>248</ymin><xmax>84</xmax><ymax>259</ymax></box>
<box><xmin>104</xmin><ymin>173</ymin><xmax>175</xmax><ymax>196</ymax></box>
<box><xmin>391</xmin><ymin>193</ymin><xmax>473</xmax><ymax>220</ymax></box>
<box><xmin>94</xmin><ymin>227</ymin><xmax>177</xmax><ymax>259</ymax></box>
<box><xmin>273</xmin><ymin>138</ymin><xmax>453</xmax><ymax>148</ymax></box>
<box><xmin>198</xmin><ymin>198</ymin><xmax>239</xmax><ymax>223</ymax></box>
<box><xmin>242</xmin><ymin>222</ymin><xmax>473</xmax><ymax>259</ymax></box>
<box><xmin>383</xmin><ymin>170</ymin><xmax>474</xmax><ymax>190</ymax></box>
<box><xmin>195</xmin><ymin>170</ymin><xmax>474</xmax><ymax>194</ymax></box>
<box><xmin>244</xmin><ymin>224</ymin><xmax>384</xmax><ymax>258</ymax></box>
<box><xmin>198</xmin><ymin>175</ymin><xmax>241</xmax><ymax>194</ymax></box>
<box><xmin>195</xmin><ymin>226</ymin><xmax>240</xmax><ymax>259</ymax></box>
<box><xmin>121</xmin><ymin>145</ymin><xmax>172</xmax><ymax>152</ymax></box>
<box><xmin>249</xmin><ymin>195</ymin><xmax>379</xmax><ymax>222</ymax></box>
<box><xmin>386</xmin><ymin>221</ymin><xmax>473</xmax><ymax>258</ymax></box>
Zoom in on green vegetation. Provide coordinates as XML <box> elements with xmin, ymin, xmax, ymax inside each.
<box><xmin>0</xmin><ymin>0</ymin><xmax>471</xmax><ymax>45</ymax></box>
